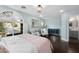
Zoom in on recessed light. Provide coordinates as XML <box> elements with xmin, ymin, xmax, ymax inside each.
<box><xmin>21</xmin><ymin>5</ymin><xmax>26</xmax><ymax>9</ymax></box>
<box><xmin>40</xmin><ymin>14</ymin><xmax>43</xmax><ymax>17</ymax></box>
<box><xmin>69</xmin><ymin>17</ymin><xmax>74</xmax><ymax>22</ymax></box>
<box><xmin>60</xmin><ymin>9</ymin><xmax>64</xmax><ymax>13</ymax></box>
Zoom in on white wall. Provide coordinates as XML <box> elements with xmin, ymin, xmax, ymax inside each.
<box><xmin>0</xmin><ymin>6</ymin><xmax>33</xmax><ymax>34</ymax></box>
<box><xmin>0</xmin><ymin>6</ymin><xmax>61</xmax><ymax>35</ymax></box>
<box><xmin>61</xmin><ymin>13</ymin><xmax>69</xmax><ymax>41</ymax></box>
<box><xmin>45</xmin><ymin>17</ymin><xmax>61</xmax><ymax>29</ymax></box>
<box><xmin>18</xmin><ymin>12</ymin><xmax>33</xmax><ymax>34</ymax></box>
<box><xmin>61</xmin><ymin>11</ymin><xmax>79</xmax><ymax>42</ymax></box>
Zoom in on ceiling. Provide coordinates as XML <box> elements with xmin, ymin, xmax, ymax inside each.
<box><xmin>5</xmin><ymin>5</ymin><xmax>79</xmax><ymax>19</ymax></box>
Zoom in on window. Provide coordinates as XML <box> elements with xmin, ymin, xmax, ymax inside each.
<box><xmin>0</xmin><ymin>22</ymin><xmax>23</xmax><ymax>37</ymax></box>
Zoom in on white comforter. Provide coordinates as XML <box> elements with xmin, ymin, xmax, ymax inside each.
<box><xmin>1</xmin><ymin>36</ymin><xmax>38</xmax><ymax>53</ymax></box>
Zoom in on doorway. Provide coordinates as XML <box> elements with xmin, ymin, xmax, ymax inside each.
<box><xmin>69</xmin><ymin>16</ymin><xmax>79</xmax><ymax>40</ymax></box>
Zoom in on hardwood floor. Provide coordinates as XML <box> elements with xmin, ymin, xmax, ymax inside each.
<box><xmin>48</xmin><ymin>36</ymin><xmax>79</xmax><ymax>53</ymax></box>
<box><xmin>68</xmin><ymin>38</ymin><xmax>79</xmax><ymax>53</ymax></box>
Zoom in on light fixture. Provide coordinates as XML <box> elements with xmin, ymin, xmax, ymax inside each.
<box><xmin>21</xmin><ymin>5</ymin><xmax>26</xmax><ymax>9</ymax></box>
<box><xmin>34</xmin><ymin>5</ymin><xmax>46</xmax><ymax>13</ymax></box>
<box><xmin>39</xmin><ymin>14</ymin><xmax>43</xmax><ymax>17</ymax></box>
<box><xmin>69</xmin><ymin>17</ymin><xmax>74</xmax><ymax>22</ymax></box>
<box><xmin>2</xmin><ymin>11</ymin><xmax>13</xmax><ymax>17</ymax></box>
<box><xmin>33</xmin><ymin>5</ymin><xmax>46</xmax><ymax>18</ymax></box>
<box><xmin>60</xmin><ymin>9</ymin><xmax>64</xmax><ymax>13</ymax></box>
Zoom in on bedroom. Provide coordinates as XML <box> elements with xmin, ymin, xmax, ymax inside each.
<box><xmin>0</xmin><ymin>5</ymin><xmax>79</xmax><ymax>53</ymax></box>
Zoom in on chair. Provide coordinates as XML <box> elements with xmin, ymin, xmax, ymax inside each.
<box><xmin>41</xmin><ymin>28</ymin><xmax>48</xmax><ymax>36</ymax></box>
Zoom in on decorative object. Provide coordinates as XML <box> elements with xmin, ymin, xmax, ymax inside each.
<box><xmin>41</xmin><ymin>28</ymin><xmax>48</xmax><ymax>35</ymax></box>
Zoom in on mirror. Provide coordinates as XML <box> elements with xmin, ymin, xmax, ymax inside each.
<box><xmin>31</xmin><ymin>18</ymin><xmax>47</xmax><ymax>36</ymax></box>
<box><xmin>32</xmin><ymin>18</ymin><xmax>46</xmax><ymax>28</ymax></box>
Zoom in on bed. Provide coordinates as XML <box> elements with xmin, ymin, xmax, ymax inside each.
<box><xmin>0</xmin><ymin>34</ymin><xmax>53</xmax><ymax>53</ymax></box>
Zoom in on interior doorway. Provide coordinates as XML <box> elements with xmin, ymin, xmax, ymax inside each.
<box><xmin>68</xmin><ymin>16</ymin><xmax>79</xmax><ymax>41</ymax></box>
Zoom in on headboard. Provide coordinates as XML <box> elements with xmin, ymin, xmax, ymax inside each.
<box><xmin>48</xmin><ymin>29</ymin><xmax>60</xmax><ymax>36</ymax></box>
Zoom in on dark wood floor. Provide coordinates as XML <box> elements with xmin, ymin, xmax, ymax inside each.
<box><xmin>48</xmin><ymin>36</ymin><xmax>79</xmax><ymax>53</ymax></box>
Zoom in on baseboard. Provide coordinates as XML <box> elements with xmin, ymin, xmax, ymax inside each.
<box><xmin>61</xmin><ymin>37</ymin><xmax>69</xmax><ymax>42</ymax></box>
